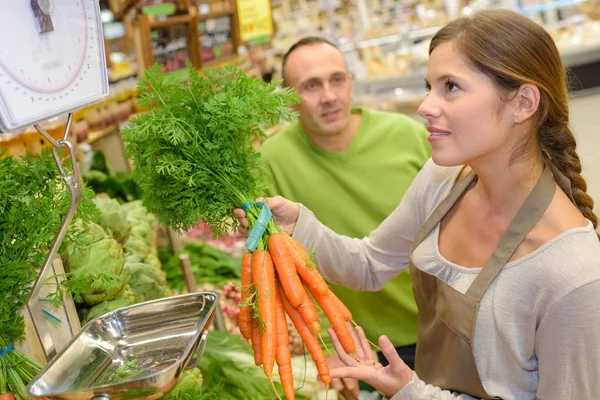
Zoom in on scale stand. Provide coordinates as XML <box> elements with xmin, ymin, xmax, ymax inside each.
<box><xmin>25</xmin><ymin>112</ymin><xmax>82</xmax><ymax>363</ymax></box>
<box><xmin>0</xmin><ymin>2</ymin><xmax>218</xmax><ymax>398</ymax></box>
<box><xmin>22</xmin><ymin>115</ymin><xmax>218</xmax><ymax>400</ymax></box>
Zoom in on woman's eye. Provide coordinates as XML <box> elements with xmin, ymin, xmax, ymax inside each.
<box><xmin>446</xmin><ymin>80</ymin><xmax>459</xmax><ymax>92</ymax></box>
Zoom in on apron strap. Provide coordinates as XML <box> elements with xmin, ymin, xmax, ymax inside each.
<box><xmin>410</xmin><ymin>168</ymin><xmax>477</xmax><ymax>253</ymax></box>
<box><xmin>465</xmin><ymin>166</ymin><xmax>556</xmax><ymax>301</ymax></box>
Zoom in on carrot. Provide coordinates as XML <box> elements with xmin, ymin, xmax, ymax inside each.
<box><xmin>297</xmin><ymin>295</ymin><xmax>320</xmax><ymax>333</ymax></box>
<box><xmin>239</xmin><ymin>252</ymin><xmax>253</xmax><ymax>339</ymax></box>
<box><xmin>269</xmin><ymin>233</ymin><xmax>306</xmax><ymax>308</ymax></box>
<box><xmin>282</xmin><ymin>233</ymin><xmax>329</xmax><ymax>296</ymax></box>
<box><xmin>0</xmin><ymin>393</ymin><xmax>15</xmax><ymax>400</ymax></box>
<box><xmin>278</xmin><ymin>284</ymin><xmax>331</xmax><ymax>387</ymax></box>
<box><xmin>309</xmin><ymin>289</ymin><xmax>356</xmax><ymax>354</ymax></box>
<box><xmin>251</xmin><ymin>320</ymin><xmax>262</xmax><ymax>366</ymax></box>
<box><xmin>275</xmin><ymin>284</ymin><xmax>295</xmax><ymax>400</ymax></box>
<box><xmin>253</xmin><ymin>250</ymin><xmax>277</xmax><ymax>380</ymax></box>
<box><xmin>310</xmin><ymin>320</ymin><xmax>321</xmax><ymax>333</ymax></box>
<box><xmin>330</xmin><ymin>290</ymin><xmax>352</xmax><ymax>321</ymax></box>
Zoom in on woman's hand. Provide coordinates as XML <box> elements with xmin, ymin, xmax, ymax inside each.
<box><xmin>327</xmin><ymin>354</ymin><xmax>360</xmax><ymax>399</ymax></box>
<box><xmin>233</xmin><ymin>196</ymin><xmax>300</xmax><ymax>235</ymax></box>
<box><xmin>328</xmin><ymin>325</ymin><xmax>414</xmax><ymax>398</ymax></box>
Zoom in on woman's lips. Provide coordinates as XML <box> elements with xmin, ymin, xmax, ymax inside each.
<box><xmin>427</xmin><ymin>126</ymin><xmax>451</xmax><ymax>141</ymax></box>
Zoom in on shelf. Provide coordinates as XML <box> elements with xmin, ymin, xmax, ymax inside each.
<box><xmin>520</xmin><ymin>0</ymin><xmax>589</xmax><ymax>14</ymax></box>
<box><xmin>86</xmin><ymin>125</ymin><xmax>119</xmax><ymax>145</ymax></box>
<box><xmin>202</xmin><ymin>54</ymin><xmax>246</xmax><ymax>69</ymax></box>
<box><xmin>148</xmin><ymin>14</ymin><xmax>193</xmax><ymax>29</ymax></box>
<box><xmin>560</xmin><ymin>41</ymin><xmax>600</xmax><ymax>68</ymax></box>
<box><xmin>339</xmin><ymin>25</ymin><xmax>444</xmax><ymax>52</ymax></box>
<box><xmin>109</xmin><ymin>0</ymin><xmax>137</xmax><ymax>20</ymax></box>
<box><xmin>198</xmin><ymin>8</ymin><xmax>234</xmax><ymax>20</ymax></box>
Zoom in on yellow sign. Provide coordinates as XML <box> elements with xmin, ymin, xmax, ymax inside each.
<box><xmin>236</xmin><ymin>0</ymin><xmax>273</xmax><ymax>42</ymax></box>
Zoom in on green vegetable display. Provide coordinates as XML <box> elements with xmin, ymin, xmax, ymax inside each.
<box><xmin>162</xmin><ymin>368</ymin><xmax>204</xmax><ymax>400</ymax></box>
<box><xmin>0</xmin><ymin>149</ymin><xmax>99</xmax><ymax>399</ymax></box>
<box><xmin>61</xmin><ymin>195</ymin><xmax>171</xmax><ymax>321</ymax></box>
<box><xmin>61</xmin><ymin>221</ymin><xmax>126</xmax><ymax>305</ymax></box>
<box><xmin>84</xmin><ymin>151</ymin><xmax>142</xmax><ymax>203</ymax></box>
<box><xmin>197</xmin><ymin>330</ymin><xmax>284</xmax><ymax>399</ymax></box>
<box><xmin>162</xmin><ymin>242</ymin><xmax>241</xmax><ymax>292</ymax></box>
<box><xmin>122</xmin><ymin>63</ymin><xmax>298</xmax><ymax>236</ymax></box>
<box><xmin>190</xmin><ymin>330</ymin><xmax>321</xmax><ymax>399</ymax></box>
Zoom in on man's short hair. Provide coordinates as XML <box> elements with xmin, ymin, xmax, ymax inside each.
<box><xmin>281</xmin><ymin>37</ymin><xmax>338</xmax><ymax>86</ymax></box>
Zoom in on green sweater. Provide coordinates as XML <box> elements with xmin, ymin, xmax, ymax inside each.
<box><xmin>261</xmin><ymin>107</ymin><xmax>431</xmax><ymax>347</ymax></box>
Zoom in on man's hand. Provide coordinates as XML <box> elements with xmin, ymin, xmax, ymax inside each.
<box><xmin>233</xmin><ymin>196</ymin><xmax>300</xmax><ymax>235</ymax></box>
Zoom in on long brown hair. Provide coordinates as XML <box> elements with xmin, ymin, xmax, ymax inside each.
<box><xmin>430</xmin><ymin>9</ymin><xmax>598</xmax><ymax>234</ymax></box>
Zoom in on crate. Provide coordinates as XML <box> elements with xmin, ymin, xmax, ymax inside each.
<box><xmin>17</xmin><ymin>257</ymin><xmax>81</xmax><ymax>366</ymax></box>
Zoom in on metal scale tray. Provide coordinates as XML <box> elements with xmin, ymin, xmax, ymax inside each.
<box><xmin>27</xmin><ymin>292</ymin><xmax>219</xmax><ymax>400</ymax></box>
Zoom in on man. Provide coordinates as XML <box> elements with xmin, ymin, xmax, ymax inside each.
<box><xmin>260</xmin><ymin>37</ymin><xmax>431</xmax><ymax>395</ymax></box>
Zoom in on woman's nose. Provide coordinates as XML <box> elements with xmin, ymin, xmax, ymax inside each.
<box><xmin>418</xmin><ymin>94</ymin><xmax>441</xmax><ymax>120</ymax></box>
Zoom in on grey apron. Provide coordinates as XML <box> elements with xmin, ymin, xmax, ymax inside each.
<box><xmin>408</xmin><ymin>166</ymin><xmax>556</xmax><ymax>398</ymax></box>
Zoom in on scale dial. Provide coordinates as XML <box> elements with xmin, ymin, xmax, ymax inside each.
<box><xmin>0</xmin><ymin>0</ymin><xmax>108</xmax><ymax>132</ymax></box>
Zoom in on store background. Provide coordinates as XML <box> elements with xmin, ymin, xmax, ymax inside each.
<box><xmin>0</xmin><ymin>1</ymin><xmax>597</xmax><ymax>399</ymax></box>
<box><xmin>4</xmin><ymin>0</ymin><xmax>596</xmax><ymax>214</ymax></box>
<box><xmin>571</xmin><ymin>88</ymin><xmax>600</xmax><ymax>214</ymax></box>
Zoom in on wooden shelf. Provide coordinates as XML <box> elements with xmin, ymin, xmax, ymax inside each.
<box><xmin>133</xmin><ymin>0</ymin><xmax>247</xmax><ymax>71</ymax></box>
<box><xmin>202</xmin><ymin>54</ymin><xmax>245</xmax><ymax>69</ymax></box>
<box><xmin>108</xmin><ymin>0</ymin><xmax>137</xmax><ymax>20</ymax></box>
<box><xmin>148</xmin><ymin>14</ymin><xmax>193</xmax><ymax>29</ymax></box>
<box><xmin>197</xmin><ymin>8</ymin><xmax>234</xmax><ymax>20</ymax></box>
<box><xmin>86</xmin><ymin>125</ymin><xmax>119</xmax><ymax>145</ymax></box>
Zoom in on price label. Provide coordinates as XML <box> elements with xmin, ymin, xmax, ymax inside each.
<box><xmin>235</xmin><ymin>0</ymin><xmax>273</xmax><ymax>42</ymax></box>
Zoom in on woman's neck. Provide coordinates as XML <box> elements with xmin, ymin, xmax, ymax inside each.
<box><xmin>469</xmin><ymin>154</ymin><xmax>545</xmax><ymax>217</ymax></box>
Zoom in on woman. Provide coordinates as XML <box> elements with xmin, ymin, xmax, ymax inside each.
<box><xmin>235</xmin><ymin>9</ymin><xmax>600</xmax><ymax>399</ymax></box>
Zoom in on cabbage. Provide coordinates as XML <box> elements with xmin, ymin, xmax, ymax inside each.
<box><xmin>92</xmin><ymin>194</ymin><xmax>131</xmax><ymax>243</ymax></box>
<box><xmin>123</xmin><ymin>261</ymin><xmax>171</xmax><ymax>303</ymax></box>
<box><xmin>163</xmin><ymin>368</ymin><xmax>204</xmax><ymax>400</ymax></box>
<box><xmin>85</xmin><ymin>298</ymin><xmax>130</xmax><ymax>323</ymax></box>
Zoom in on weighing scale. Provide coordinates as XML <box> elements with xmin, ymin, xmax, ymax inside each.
<box><xmin>0</xmin><ymin>2</ymin><xmax>218</xmax><ymax>399</ymax></box>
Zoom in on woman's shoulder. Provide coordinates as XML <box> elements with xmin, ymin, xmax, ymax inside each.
<box><xmin>521</xmin><ymin>222</ymin><xmax>600</xmax><ymax>291</ymax></box>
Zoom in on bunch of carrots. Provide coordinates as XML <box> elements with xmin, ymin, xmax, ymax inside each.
<box><xmin>238</xmin><ymin>231</ymin><xmax>356</xmax><ymax>400</ymax></box>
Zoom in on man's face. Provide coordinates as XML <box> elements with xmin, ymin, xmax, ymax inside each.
<box><xmin>284</xmin><ymin>43</ymin><xmax>354</xmax><ymax>137</ymax></box>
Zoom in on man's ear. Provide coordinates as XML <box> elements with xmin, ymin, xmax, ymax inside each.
<box><xmin>513</xmin><ymin>83</ymin><xmax>540</xmax><ymax>124</ymax></box>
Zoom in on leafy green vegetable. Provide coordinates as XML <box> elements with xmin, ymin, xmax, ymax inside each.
<box><xmin>162</xmin><ymin>242</ymin><xmax>241</xmax><ymax>291</ymax></box>
<box><xmin>197</xmin><ymin>330</ymin><xmax>284</xmax><ymax>400</ymax></box>
<box><xmin>84</xmin><ymin>298</ymin><xmax>131</xmax><ymax>323</ymax></box>
<box><xmin>0</xmin><ymin>149</ymin><xmax>99</xmax><ymax>398</ymax></box>
<box><xmin>84</xmin><ymin>151</ymin><xmax>142</xmax><ymax>203</ymax></box>
<box><xmin>92</xmin><ymin>195</ymin><xmax>131</xmax><ymax>242</ymax></box>
<box><xmin>60</xmin><ymin>221</ymin><xmax>126</xmax><ymax>305</ymax></box>
<box><xmin>0</xmin><ymin>149</ymin><xmax>99</xmax><ymax>341</ymax></box>
<box><xmin>162</xmin><ymin>368</ymin><xmax>204</xmax><ymax>400</ymax></box>
<box><xmin>122</xmin><ymin>63</ymin><xmax>298</xmax><ymax>237</ymax></box>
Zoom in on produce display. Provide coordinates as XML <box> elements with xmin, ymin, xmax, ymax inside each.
<box><xmin>123</xmin><ymin>64</ymin><xmax>360</xmax><ymax>399</ymax></box>
<box><xmin>60</xmin><ymin>195</ymin><xmax>172</xmax><ymax>324</ymax></box>
<box><xmin>162</xmin><ymin>242</ymin><xmax>242</xmax><ymax>292</ymax></box>
<box><xmin>195</xmin><ymin>330</ymin><xmax>321</xmax><ymax>400</ymax></box>
<box><xmin>0</xmin><ymin>150</ymin><xmax>99</xmax><ymax>400</ymax></box>
<box><xmin>83</xmin><ymin>151</ymin><xmax>142</xmax><ymax>203</ymax></box>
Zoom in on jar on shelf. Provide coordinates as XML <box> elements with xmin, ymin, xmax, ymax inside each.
<box><xmin>0</xmin><ymin>132</ymin><xmax>27</xmax><ymax>159</ymax></box>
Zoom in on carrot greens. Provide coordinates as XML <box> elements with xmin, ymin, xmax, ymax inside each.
<box><xmin>122</xmin><ymin>63</ymin><xmax>298</xmax><ymax>237</ymax></box>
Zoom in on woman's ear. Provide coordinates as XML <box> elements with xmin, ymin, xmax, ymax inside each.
<box><xmin>513</xmin><ymin>84</ymin><xmax>540</xmax><ymax>124</ymax></box>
